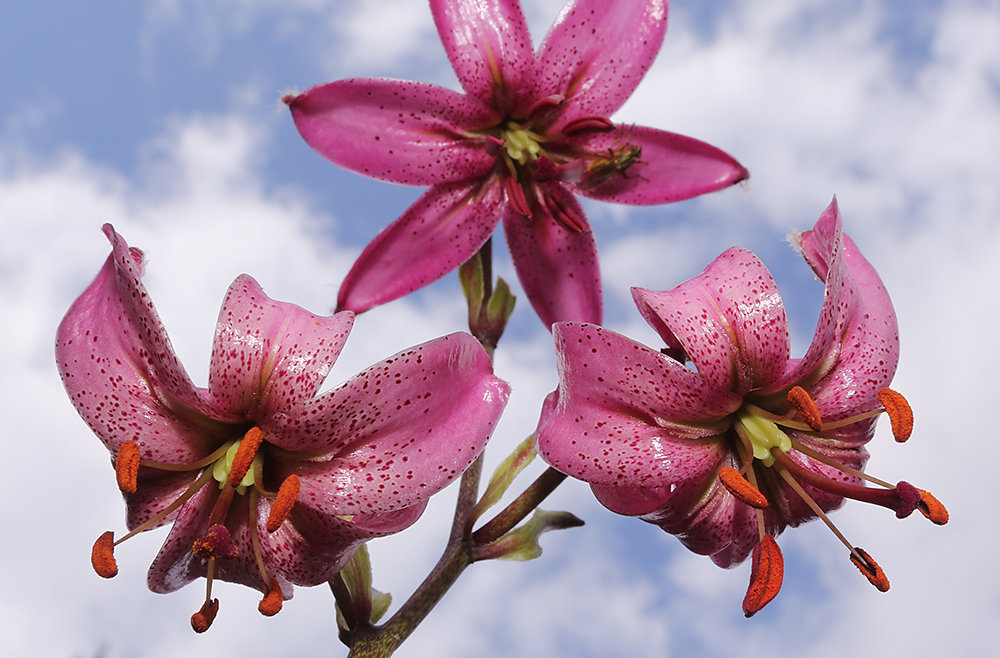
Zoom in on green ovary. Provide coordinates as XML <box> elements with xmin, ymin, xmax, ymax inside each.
<box><xmin>212</xmin><ymin>439</ymin><xmax>261</xmax><ymax>494</ymax></box>
<box><xmin>502</xmin><ymin>127</ymin><xmax>542</xmax><ymax>164</ymax></box>
<box><xmin>736</xmin><ymin>410</ymin><xmax>792</xmax><ymax>467</ymax></box>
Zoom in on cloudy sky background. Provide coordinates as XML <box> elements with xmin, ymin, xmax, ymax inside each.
<box><xmin>2</xmin><ymin>0</ymin><xmax>998</xmax><ymax>656</ymax></box>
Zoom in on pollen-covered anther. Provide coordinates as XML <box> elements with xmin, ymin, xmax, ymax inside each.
<box><xmin>191</xmin><ymin>598</ymin><xmax>219</xmax><ymax>633</ymax></box>
<box><xmin>228</xmin><ymin>427</ymin><xmax>264</xmax><ymax>486</ymax></box>
<box><xmin>258</xmin><ymin>578</ymin><xmax>284</xmax><ymax>617</ymax></box>
<box><xmin>917</xmin><ymin>489</ymin><xmax>949</xmax><ymax>525</ymax></box>
<box><xmin>743</xmin><ymin>535</ymin><xmax>783</xmax><ymax>617</ymax></box>
<box><xmin>718</xmin><ymin>467</ymin><xmax>769</xmax><ymax>508</ymax></box>
<box><xmin>114</xmin><ymin>440</ymin><xmax>141</xmax><ymax>494</ymax></box>
<box><xmin>91</xmin><ymin>530</ymin><xmax>118</xmax><ymax>578</ymax></box>
<box><xmin>192</xmin><ymin>524</ymin><xmax>239</xmax><ymax>559</ymax></box>
<box><xmin>787</xmin><ymin>386</ymin><xmax>822</xmax><ymax>431</ymax></box>
<box><xmin>266</xmin><ymin>475</ymin><xmax>301</xmax><ymax>533</ymax></box>
<box><xmin>878</xmin><ymin>388</ymin><xmax>913</xmax><ymax>442</ymax></box>
<box><xmin>850</xmin><ymin>547</ymin><xmax>890</xmax><ymax>592</ymax></box>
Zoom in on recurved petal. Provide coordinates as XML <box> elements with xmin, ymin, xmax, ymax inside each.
<box><xmin>259</xmin><ymin>501</ymin><xmax>426</xmax><ymax>586</ymax></box>
<box><xmin>533</xmin><ymin>0</ymin><xmax>668</xmax><ymax>125</ymax></box>
<box><xmin>632</xmin><ymin>248</ymin><xmax>791</xmax><ymax>395</ymax></box>
<box><xmin>265</xmin><ymin>333</ymin><xmax>509</xmax><ymax>503</ymax></box>
<box><xmin>769</xmin><ymin>199</ymin><xmax>899</xmax><ymax>420</ymax></box>
<box><xmin>573</xmin><ymin>125</ymin><xmax>749</xmax><ymax>204</ymax></box>
<box><xmin>286</xmin><ymin>78</ymin><xmax>499</xmax><ymax>186</ymax></box>
<box><xmin>337</xmin><ymin>180</ymin><xmax>506</xmax><ymax>314</ymax></box>
<box><xmin>639</xmin><ymin>465</ymin><xmax>764</xmax><ymax>568</ymax></box>
<box><xmin>502</xmin><ymin>183</ymin><xmax>602</xmax><ymax>327</ymax></box>
<box><xmin>207</xmin><ymin>275</ymin><xmax>355</xmax><ymax>418</ymax></box>
<box><xmin>55</xmin><ymin>225</ymin><xmax>229</xmax><ymax>463</ymax></box>
<box><xmin>431</xmin><ymin>0</ymin><xmax>535</xmax><ymax>112</ymax></box>
<box><xmin>535</xmin><ymin>322</ymin><xmax>738</xmax><ymax>487</ymax></box>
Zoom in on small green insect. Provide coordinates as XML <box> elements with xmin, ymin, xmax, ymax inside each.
<box><xmin>585</xmin><ymin>141</ymin><xmax>645</xmax><ymax>184</ymax></box>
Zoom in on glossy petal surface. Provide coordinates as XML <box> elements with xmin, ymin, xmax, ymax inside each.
<box><xmin>59</xmin><ymin>226</ymin><xmax>509</xmax><ymax>602</ymax></box>
<box><xmin>502</xmin><ymin>185</ymin><xmax>602</xmax><ymax>327</ymax></box>
<box><xmin>536</xmin><ymin>203</ymin><xmax>900</xmax><ymax>570</ymax></box>
<box><xmin>534</xmin><ymin>0</ymin><xmax>668</xmax><ymax>124</ymax></box>
<box><xmin>337</xmin><ymin>180</ymin><xmax>506</xmax><ymax>313</ymax></box>
<box><xmin>288</xmin><ymin>79</ymin><xmax>498</xmax><ymax>186</ymax></box>
<box><xmin>432</xmin><ymin>0</ymin><xmax>535</xmax><ymax>111</ymax></box>
<box><xmin>288</xmin><ymin>0</ymin><xmax>747</xmax><ymax>327</ymax></box>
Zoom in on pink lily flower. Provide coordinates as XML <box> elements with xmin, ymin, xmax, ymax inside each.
<box><xmin>285</xmin><ymin>0</ymin><xmax>748</xmax><ymax>327</ymax></box>
<box><xmin>56</xmin><ymin>225</ymin><xmax>509</xmax><ymax>631</ymax></box>
<box><xmin>535</xmin><ymin>199</ymin><xmax>946</xmax><ymax>615</ymax></box>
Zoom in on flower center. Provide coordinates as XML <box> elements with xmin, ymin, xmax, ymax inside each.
<box><xmin>211</xmin><ymin>438</ymin><xmax>262</xmax><ymax>494</ymax></box>
<box><xmin>734</xmin><ymin>409</ymin><xmax>791</xmax><ymax>467</ymax></box>
<box><xmin>716</xmin><ymin>386</ymin><xmax>947</xmax><ymax>617</ymax></box>
<box><xmin>90</xmin><ymin>426</ymin><xmax>302</xmax><ymax>631</ymax></box>
<box><xmin>501</xmin><ymin>124</ymin><xmax>543</xmax><ymax>165</ymax></box>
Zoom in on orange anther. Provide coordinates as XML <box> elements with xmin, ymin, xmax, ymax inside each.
<box><xmin>115</xmin><ymin>440</ymin><xmax>140</xmax><ymax>494</ymax></box>
<box><xmin>228</xmin><ymin>427</ymin><xmax>264</xmax><ymax>486</ymax></box>
<box><xmin>719</xmin><ymin>467</ymin><xmax>769</xmax><ymax>508</ymax></box>
<box><xmin>787</xmin><ymin>386</ymin><xmax>822</xmax><ymax>431</ymax></box>
<box><xmin>258</xmin><ymin>578</ymin><xmax>284</xmax><ymax>617</ymax></box>
<box><xmin>91</xmin><ymin>530</ymin><xmax>118</xmax><ymax>578</ymax></box>
<box><xmin>850</xmin><ymin>547</ymin><xmax>890</xmax><ymax>592</ymax></box>
<box><xmin>190</xmin><ymin>598</ymin><xmax>219</xmax><ymax>633</ymax></box>
<box><xmin>878</xmin><ymin>388</ymin><xmax>913</xmax><ymax>442</ymax></box>
<box><xmin>917</xmin><ymin>489</ymin><xmax>949</xmax><ymax>525</ymax></box>
<box><xmin>743</xmin><ymin>535</ymin><xmax>783</xmax><ymax>617</ymax></box>
<box><xmin>266</xmin><ymin>475</ymin><xmax>301</xmax><ymax>533</ymax></box>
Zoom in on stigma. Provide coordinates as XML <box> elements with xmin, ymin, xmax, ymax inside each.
<box><xmin>720</xmin><ymin>386</ymin><xmax>947</xmax><ymax>617</ymax></box>
<box><xmin>90</xmin><ymin>426</ymin><xmax>302</xmax><ymax>632</ymax></box>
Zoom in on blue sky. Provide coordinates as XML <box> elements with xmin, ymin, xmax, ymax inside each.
<box><xmin>2</xmin><ymin>1</ymin><xmax>998</xmax><ymax>656</ymax></box>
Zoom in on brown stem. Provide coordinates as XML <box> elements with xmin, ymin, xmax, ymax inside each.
<box><xmin>472</xmin><ymin>467</ymin><xmax>567</xmax><ymax>545</ymax></box>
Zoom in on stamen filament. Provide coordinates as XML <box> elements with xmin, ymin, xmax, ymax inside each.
<box><xmin>114</xmin><ymin>468</ymin><xmax>216</xmax><ymax>546</ymax></box>
<box><xmin>772</xmin><ymin>449</ymin><xmax>911</xmax><ymax>514</ymax></box>
<box><xmin>137</xmin><ymin>441</ymin><xmax>234</xmax><ymax>472</ymax></box>
<box><xmin>774</xmin><ymin>461</ymin><xmax>858</xmax><ymax>558</ymax></box>
<box><xmin>787</xmin><ymin>439</ymin><xmax>895</xmax><ymax>489</ymax></box>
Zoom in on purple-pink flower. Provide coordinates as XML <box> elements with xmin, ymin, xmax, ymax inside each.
<box><xmin>285</xmin><ymin>0</ymin><xmax>748</xmax><ymax>327</ymax></box>
<box><xmin>56</xmin><ymin>225</ymin><xmax>509</xmax><ymax>631</ymax></box>
<box><xmin>535</xmin><ymin>199</ymin><xmax>946</xmax><ymax>615</ymax></box>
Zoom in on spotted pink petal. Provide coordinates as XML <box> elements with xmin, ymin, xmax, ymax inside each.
<box><xmin>534</xmin><ymin>0</ymin><xmax>668</xmax><ymax>127</ymax></box>
<box><xmin>573</xmin><ymin>125</ymin><xmax>750</xmax><ymax>204</ymax></box>
<box><xmin>207</xmin><ymin>274</ymin><xmax>355</xmax><ymax>418</ymax></box>
<box><xmin>259</xmin><ymin>501</ymin><xmax>426</xmax><ymax>586</ymax></box>
<box><xmin>502</xmin><ymin>183</ymin><xmax>602</xmax><ymax>327</ymax></box>
<box><xmin>264</xmin><ymin>332</ymin><xmax>508</xmax><ymax>477</ymax></box>
<box><xmin>768</xmin><ymin>198</ymin><xmax>899</xmax><ymax>421</ymax></box>
<box><xmin>632</xmin><ymin>248</ymin><xmax>791</xmax><ymax>396</ymax></box>
<box><xmin>286</xmin><ymin>78</ymin><xmax>499</xmax><ymax>186</ymax></box>
<box><xmin>431</xmin><ymin>0</ymin><xmax>536</xmax><ymax>113</ymax></box>
<box><xmin>336</xmin><ymin>180</ymin><xmax>506</xmax><ymax>314</ymax></box>
<box><xmin>536</xmin><ymin>322</ymin><xmax>739</xmax><ymax>486</ymax></box>
<box><xmin>55</xmin><ymin>225</ymin><xmax>233</xmax><ymax>463</ymax></box>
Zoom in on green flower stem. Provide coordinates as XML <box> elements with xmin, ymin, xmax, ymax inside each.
<box><xmin>343</xmin><ymin>240</ymin><xmax>570</xmax><ymax>657</ymax></box>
